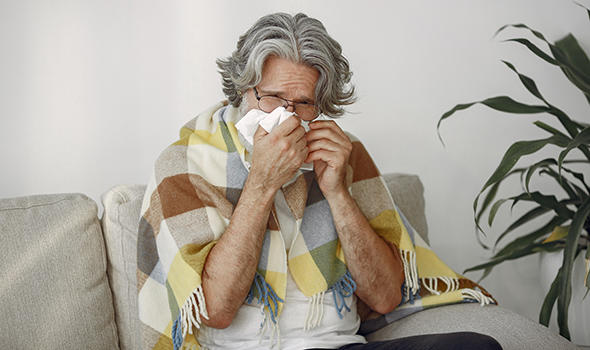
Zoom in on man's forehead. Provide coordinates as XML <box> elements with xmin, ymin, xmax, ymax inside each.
<box><xmin>256</xmin><ymin>56</ymin><xmax>319</xmax><ymax>102</ymax></box>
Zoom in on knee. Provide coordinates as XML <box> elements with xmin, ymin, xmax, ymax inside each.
<box><xmin>456</xmin><ymin>332</ymin><xmax>503</xmax><ymax>350</ymax></box>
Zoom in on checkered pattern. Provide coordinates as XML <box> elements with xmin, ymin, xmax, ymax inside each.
<box><xmin>136</xmin><ymin>100</ymin><xmax>498</xmax><ymax>350</ymax></box>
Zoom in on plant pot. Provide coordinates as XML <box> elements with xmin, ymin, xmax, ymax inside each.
<box><xmin>539</xmin><ymin>250</ymin><xmax>590</xmax><ymax>346</ymax></box>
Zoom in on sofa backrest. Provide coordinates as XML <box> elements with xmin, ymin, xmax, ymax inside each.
<box><xmin>0</xmin><ymin>193</ymin><xmax>120</xmax><ymax>350</ymax></box>
<box><xmin>100</xmin><ymin>172</ymin><xmax>429</xmax><ymax>350</ymax></box>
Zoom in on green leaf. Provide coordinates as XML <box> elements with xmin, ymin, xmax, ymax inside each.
<box><xmin>494</xmin><ymin>23</ymin><xmax>549</xmax><ymax>42</ymax></box>
<box><xmin>544</xmin><ymin>106</ymin><xmax>586</xmax><ymax>141</ymax></box>
<box><xmin>554</xmin><ymin>34</ymin><xmax>590</xmax><ymax>92</ymax></box>
<box><xmin>524</xmin><ymin>158</ymin><xmax>557</xmax><ymax>194</ymax></box>
<box><xmin>463</xmin><ymin>241</ymin><xmax>564</xmax><ymax>274</ymax></box>
<box><xmin>481</xmin><ymin>96</ymin><xmax>549</xmax><ymax>114</ymax></box>
<box><xmin>480</xmin><ymin>137</ymin><xmax>564</xmax><ymax>193</ymax></box>
<box><xmin>488</xmin><ymin>198</ymin><xmax>510</xmax><ymax>226</ymax></box>
<box><xmin>437</xmin><ymin>97</ymin><xmax>548</xmax><ymax>145</ymax></box>
<box><xmin>540</xmin><ymin>266</ymin><xmax>562</xmax><ymax>326</ymax></box>
<box><xmin>494</xmin><ymin>216</ymin><xmax>568</xmax><ymax>257</ymax></box>
<box><xmin>493</xmin><ymin>205</ymin><xmax>553</xmax><ymax>249</ymax></box>
<box><xmin>476</xmin><ymin>266</ymin><xmax>494</xmax><ymax>284</ymax></box>
<box><xmin>537</xmin><ymin>168</ymin><xmax>580</xmax><ymax>201</ymax></box>
<box><xmin>557</xmin><ymin>197</ymin><xmax>590</xmax><ymax>340</ymax></box>
<box><xmin>473</xmin><ymin>136</ymin><xmax>575</xmax><ymax>246</ymax></box>
<box><xmin>510</xmin><ymin>191</ymin><xmax>576</xmax><ymax>220</ymax></box>
<box><xmin>522</xmin><ymin>157</ymin><xmax>588</xmax><ymax>200</ymax></box>
<box><xmin>533</xmin><ymin>121</ymin><xmax>571</xmax><ymax>140</ymax></box>
<box><xmin>503</xmin><ymin>38</ymin><xmax>558</xmax><ymax>66</ymax></box>
<box><xmin>533</xmin><ymin>160</ymin><xmax>590</xmax><ymax>198</ymax></box>
<box><xmin>574</xmin><ymin>1</ymin><xmax>590</xmax><ymax>21</ymax></box>
<box><xmin>501</xmin><ymin>60</ymin><xmax>547</xmax><ymax>102</ymax></box>
<box><xmin>474</xmin><ymin>167</ymin><xmax>529</xmax><ymax>241</ymax></box>
<box><xmin>560</xmin><ymin>162</ymin><xmax>590</xmax><ymax>194</ymax></box>
<box><xmin>476</xmin><ymin>181</ymin><xmax>501</xmax><ymax>228</ymax></box>
<box><xmin>473</xmin><ymin>167</ymin><xmax>529</xmax><ymax>246</ymax></box>
<box><xmin>498</xmin><ymin>24</ymin><xmax>588</xmax><ymax>81</ymax></box>
<box><xmin>557</xmin><ymin>33</ymin><xmax>590</xmax><ymax>73</ymax></box>
<box><xmin>558</xmin><ymin>127</ymin><xmax>590</xmax><ymax>173</ymax></box>
<box><xmin>497</xmin><ymin>24</ymin><xmax>590</xmax><ymax>106</ymax></box>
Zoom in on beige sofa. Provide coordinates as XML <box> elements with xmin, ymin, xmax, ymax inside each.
<box><xmin>0</xmin><ymin>173</ymin><xmax>579</xmax><ymax>349</ymax></box>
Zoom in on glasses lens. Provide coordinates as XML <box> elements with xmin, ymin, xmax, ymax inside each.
<box><xmin>259</xmin><ymin>96</ymin><xmax>286</xmax><ymax>113</ymax></box>
<box><xmin>295</xmin><ymin>104</ymin><xmax>319</xmax><ymax>119</ymax></box>
<box><xmin>259</xmin><ymin>96</ymin><xmax>319</xmax><ymax>119</ymax></box>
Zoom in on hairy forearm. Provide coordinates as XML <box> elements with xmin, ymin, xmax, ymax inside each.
<box><xmin>201</xmin><ymin>175</ymin><xmax>276</xmax><ymax>328</ymax></box>
<box><xmin>325</xmin><ymin>189</ymin><xmax>404</xmax><ymax>314</ymax></box>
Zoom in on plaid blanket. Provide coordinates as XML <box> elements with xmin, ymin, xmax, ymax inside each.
<box><xmin>136</xmin><ymin>100</ymin><xmax>498</xmax><ymax>350</ymax></box>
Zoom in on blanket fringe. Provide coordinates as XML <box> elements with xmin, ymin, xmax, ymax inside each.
<box><xmin>400</xmin><ymin>249</ymin><xmax>420</xmax><ymax>302</ymax></box>
<box><xmin>460</xmin><ymin>288</ymin><xmax>495</xmax><ymax>306</ymax></box>
<box><xmin>304</xmin><ymin>290</ymin><xmax>325</xmax><ymax>331</ymax></box>
<box><xmin>258</xmin><ymin>306</ymin><xmax>282</xmax><ymax>349</ymax></box>
<box><xmin>246</xmin><ymin>271</ymin><xmax>285</xmax><ymax>349</ymax></box>
<box><xmin>246</xmin><ymin>271</ymin><xmax>284</xmax><ymax>324</ymax></box>
<box><xmin>171</xmin><ymin>284</ymin><xmax>209</xmax><ymax>350</ymax></box>
<box><xmin>331</xmin><ymin>270</ymin><xmax>357</xmax><ymax>319</ymax></box>
<box><xmin>421</xmin><ymin>276</ymin><xmax>460</xmax><ymax>295</ymax></box>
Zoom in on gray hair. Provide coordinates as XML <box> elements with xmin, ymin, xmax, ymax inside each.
<box><xmin>216</xmin><ymin>12</ymin><xmax>356</xmax><ymax>117</ymax></box>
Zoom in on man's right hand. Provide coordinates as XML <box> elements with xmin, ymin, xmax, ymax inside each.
<box><xmin>248</xmin><ymin>115</ymin><xmax>308</xmax><ymax>193</ymax></box>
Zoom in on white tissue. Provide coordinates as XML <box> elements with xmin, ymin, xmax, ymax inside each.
<box><xmin>235</xmin><ymin>106</ymin><xmax>313</xmax><ymax>171</ymax></box>
<box><xmin>236</xmin><ymin>106</ymin><xmax>295</xmax><ymax>145</ymax></box>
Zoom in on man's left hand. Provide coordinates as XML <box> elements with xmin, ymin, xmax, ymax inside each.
<box><xmin>305</xmin><ymin>120</ymin><xmax>352</xmax><ymax>198</ymax></box>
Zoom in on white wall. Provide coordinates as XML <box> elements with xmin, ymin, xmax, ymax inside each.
<box><xmin>1</xmin><ymin>0</ymin><xmax>588</xmax><ymax>343</ymax></box>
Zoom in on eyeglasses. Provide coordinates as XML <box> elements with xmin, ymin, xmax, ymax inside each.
<box><xmin>253</xmin><ymin>87</ymin><xmax>320</xmax><ymax>120</ymax></box>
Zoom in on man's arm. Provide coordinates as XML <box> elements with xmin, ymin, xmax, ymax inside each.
<box><xmin>325</xmin><ymin>189</ymin><xmax>405</xmax><ymax>315</ymax></box>
<box><xmin>201</xmin><ymin>116</ymin><xmax>307</xmax><ymax>329</ymax></box>
<box><xmin>200</xmin><ymin>174</ymin><xmax>275</xmax><ymax>329</ymax></box>
<box><xmin>305</xmin><ymin>120</ymin><xmax>405</xmax><ymax>314</ymax></box>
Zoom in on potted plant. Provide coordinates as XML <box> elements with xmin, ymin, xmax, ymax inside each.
<box><xmin>436</xmin><ymin>4</ymin><xmax>590</xmax><ymax>343</ymax></box>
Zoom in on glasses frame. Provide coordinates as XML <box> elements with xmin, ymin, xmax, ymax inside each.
<box><xmin>253</xmin><ymin>86</ymin><xmax>320</xmax><ymax>118</ymax></box>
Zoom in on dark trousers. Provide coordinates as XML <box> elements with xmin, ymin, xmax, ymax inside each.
<box><xmin>306</xmin><ymin>331</ymin><xmax>503</xmax><ymax>350</ymax></box>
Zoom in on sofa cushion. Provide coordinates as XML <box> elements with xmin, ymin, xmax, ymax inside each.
<box><xmin>382</xmin><ymin>173</ymin><xmax>429</xmax><ymax>244</ymax></box>
<box><xmin>99</xmin><ymin>173</ymin><xmax>429</xmax><ymax>349</ymax></box>
<box><xmin>366</xmin><ymin>303</ymin><xmax>577</xmax><ymax>350</ymax></box>
<box><xmin>0</xmin><ymin>193</ymin><xmax>119</xmax><ymax>350</ymax></box>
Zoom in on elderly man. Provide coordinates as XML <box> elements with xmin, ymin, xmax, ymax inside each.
<box><xmin>137</xmin><ymin>12</ymin><xmax>502</xmax><ymax>350</ymax></box>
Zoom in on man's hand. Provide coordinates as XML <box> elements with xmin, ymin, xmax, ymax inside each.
<box><xmin>248</xmin><ymin>115</ymin><xmax>308</xmax><ymax>194</ymax></box>
<box><xmin>305</xmin><ymin>121</ymin><xmax>404</xmax><ymax>314</ymax></box>
<box><xmin>304</xmin><ymin>120</ymin><xmax>353</xmax><ymax>198</ymax></box>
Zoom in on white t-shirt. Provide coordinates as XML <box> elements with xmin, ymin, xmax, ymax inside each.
<box><xmin>196</xmin><ymin>152</ymin><xmax>367</xmax><ymax>350</ymax></box>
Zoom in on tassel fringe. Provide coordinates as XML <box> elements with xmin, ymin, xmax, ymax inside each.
<box><xmin>246</xmin><ymin>271</ymin><xmax>285</xmax><ymax>324</ymax></box>
<box><xmin>460</xmin><ymin>288</ymin><xmax>495</xmax><ymax>306</ymax></box>
<box><xmin>400</xmin><ymin>249</ymin><xmax>420</xmax><ymax>303</ymax></box>
<box><xmin>304</xmin><ymin>290</ymin><xmax>325</xmax><ymax>331</ymax></box>
<box><xmin>171</xmin><ymin>285</ymin><xmax>209</xmax><ymax>350</ymax></box>
<box><xmin>421</xmin><ymin>276</ymin><xmax>460</xmax><ymax>295</ymax></box>
<box><xmin>257</xmin><ymin>306</ymin><xmax>282</xmax><ymax>349</ymax></box>
<box><xmin>246</xmin><ymin>271</ymin><xmax>285</xmax><ymax>349</ymax></box>
<box><xmin>331</xmin><ymin>270</ymin><xmax>357</xmax><ymax>319</ymax></box>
